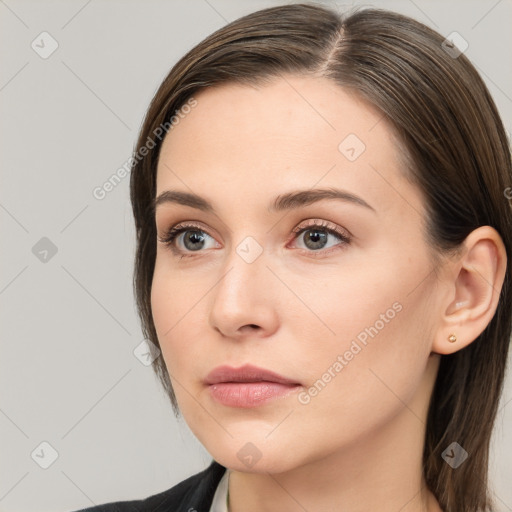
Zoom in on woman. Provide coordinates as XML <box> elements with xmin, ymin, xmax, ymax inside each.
<box><xmin>74</xmin><ymin>3</ymin><xmax>511</xmax><ymax>511</ymax></box>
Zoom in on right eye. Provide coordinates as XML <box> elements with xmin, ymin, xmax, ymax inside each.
<box><xmin>158</xmin><ymin>223</ymin><xmax>221</xmax><ymax>255</ymax></box>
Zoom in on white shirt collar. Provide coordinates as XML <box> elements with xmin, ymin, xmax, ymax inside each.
<box><xmin>209</xmin><ymin>468</ymin><xmax>230</xmax><ymax>512</ymax></box>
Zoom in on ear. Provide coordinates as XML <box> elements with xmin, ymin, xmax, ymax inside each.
<box><xmin>432</xmin><ymin>226</ymin><xmax>507</xmax><ymax>355</ymax></box>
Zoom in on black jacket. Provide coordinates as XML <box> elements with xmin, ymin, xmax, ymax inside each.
<box><xmin>72</xmin><ymin>460</ymin><xmax>227</xmax><ymax>512</ymax></box>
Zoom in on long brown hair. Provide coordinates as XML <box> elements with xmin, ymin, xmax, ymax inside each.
<box><xmin>129</xmin><ymin>3</ymin><xmax>512</xmax><ymax>510</ymax></box>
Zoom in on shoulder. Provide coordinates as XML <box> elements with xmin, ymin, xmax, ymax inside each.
<box><xmin>70</xmin><ymin>460</ymin><xmax>227</xmax><ymax>512</ymax></box>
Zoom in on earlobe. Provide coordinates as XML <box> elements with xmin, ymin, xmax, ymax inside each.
<box><xmin>432</xmin><ymin>226</ymin><xmax>507</xmax><ymax>356</ymax></box>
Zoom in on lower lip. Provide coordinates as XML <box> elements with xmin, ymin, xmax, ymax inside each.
<box><xmin>208</xmin><ymin>382</ymin><xmax>300</xmax><ymax>408</ymax></box>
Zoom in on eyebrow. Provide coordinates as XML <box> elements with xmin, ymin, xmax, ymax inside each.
<box><xmin>153</xmin><ymin>187</ymin><xmax>376</xmax><ymax>215</ymax></box>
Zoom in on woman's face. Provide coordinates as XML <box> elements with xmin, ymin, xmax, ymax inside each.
<box><xmin>152</xmin><ymin>75</ymin><xmax>445</xmax><ymax>473</ymax></box>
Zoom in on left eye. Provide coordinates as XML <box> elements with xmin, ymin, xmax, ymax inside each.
<box><xmin>293</xmin><ymin>226</ymin><xmax>350</xmax><ymax>251</ymax></box>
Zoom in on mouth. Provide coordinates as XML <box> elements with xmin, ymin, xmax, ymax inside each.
<box><xmin>204</xmin><ymin>364</ymin><xmax>302</xmax><ymax>408</ymax></box>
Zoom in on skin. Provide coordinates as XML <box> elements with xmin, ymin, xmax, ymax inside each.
<box><xmin>151</xmin><ymin>74</ymin><xmax>506</xmax><ymax>512</ymax></box>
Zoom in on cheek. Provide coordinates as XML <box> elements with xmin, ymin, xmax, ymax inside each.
<box><xmin>150</xmin><ymin>259</ymin><xmax>219</xmax><ymax>400</ymax></box>
<box><xmin>304</xmin><ymin>279</ymin><xmax>434</xmax><ymax>415</ymax></box>
<box><xmin>287</xmin><ymin>250</ymin><xmax>436</xmax><ymax>406</ymax></box>
<box><xmin>150</xmin><ymin>264</ymin><xmax>194</xmax><ymax>369</ymax></box>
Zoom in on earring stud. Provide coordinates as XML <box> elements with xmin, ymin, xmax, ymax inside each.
<box><xmin>448</xmin><ymin>333</ymin><xmax>457</xmax><ymax>343</ymax></box>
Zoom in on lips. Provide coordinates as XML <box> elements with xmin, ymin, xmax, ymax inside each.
<box><xmin>205</xmin><ymin>364</ymin><xmax>301</xmax><ymax>408</ymax></box>
<box><xmin>205</xmin><ymin>364</ymin><xmax>300</xmax><ymax>386</ymax></box>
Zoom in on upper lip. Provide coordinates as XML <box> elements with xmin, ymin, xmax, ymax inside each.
<box><xmin>205</xmin><ymin>364</ymin><xmax>300</xmax><ymax>385</ymax></box>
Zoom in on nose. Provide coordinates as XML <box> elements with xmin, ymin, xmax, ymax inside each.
<box><xmin>208</xmin><ymin>246</ymin><xmax>279</xmax><ymax>340</ymax></box>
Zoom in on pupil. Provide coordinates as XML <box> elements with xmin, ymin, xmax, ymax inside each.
<box><xmin>305</xmin><ymin>229</ymin><xmax>327</xmax><ymax>250</ymax></box>
<box><xmin>184</xmin><ymin>230</ymin><xmax>205</xmax><ymax>251</ymax></box>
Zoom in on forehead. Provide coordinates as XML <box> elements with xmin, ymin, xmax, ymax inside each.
<box><xmin>156</xmin><ymin>75</ymin><xmax>423</xmax><ymax>220</ymax></box>
<box><xmin>159</xmin><ymin>75</ymin><xmax>386</xmax><ymax>166</ymax></box>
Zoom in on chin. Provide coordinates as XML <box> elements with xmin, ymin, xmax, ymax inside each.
<box><xmin>216</xmin><ymin>452</ymin><xmax>299</xmax><ymax>475</ymax></box>
<box><xmin>203</xmin><ymin>435</ymin><xmax>306</xmax><ymax>475</ymax></box>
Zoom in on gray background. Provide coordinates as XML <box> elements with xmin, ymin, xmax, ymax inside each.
<box><xmin>1</xmin><ymin>1</ymin><xmax>511</xmax><ymax>511</ymax></box>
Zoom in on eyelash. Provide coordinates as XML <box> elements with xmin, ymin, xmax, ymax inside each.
<box><xmin>157</xmin><ymin>219</ymin><xmax>352</xmax><ymax>259</ymax></box>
